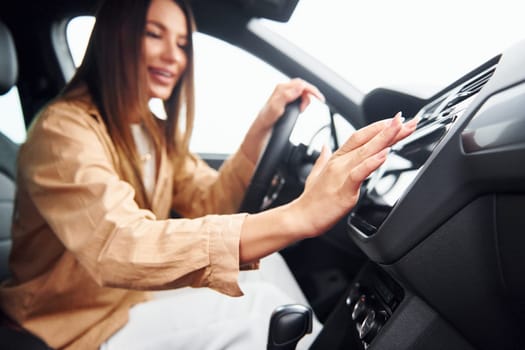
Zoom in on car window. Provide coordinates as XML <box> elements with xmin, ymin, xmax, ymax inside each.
<box><xmin>192</xmin><ymin>33</ymin><xmax>354</xmax><ymax>153</ymax></box>
<box><xmin>65</xmin><ymin>16</ymin><xmax>343</xmax><ymax>154</ymax></box>
<box><xmin>66</xmin><ymin>16</ymin><xmax>94</xmax><ymax>67</ymax></box>
<box><xmin>191</xmin><ymin>32</ymin><xmax>287</xmax><ymax>154</ymax></box>
<box><xmin>0</xmin><ymin>87</ymin><xmax>26</xmax><ymax>143</ymax></box>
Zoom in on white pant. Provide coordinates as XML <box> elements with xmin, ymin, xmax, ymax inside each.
<box><xmin>100</xmin><ymin>253</ymin><xmax>322</xmax><ymax>350</ymax></box>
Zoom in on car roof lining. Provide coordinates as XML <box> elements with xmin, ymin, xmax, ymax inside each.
<box><xmin>1</xmin><ymin>0</ymin><xmax>298</xmax><ymax>24</ymax></box>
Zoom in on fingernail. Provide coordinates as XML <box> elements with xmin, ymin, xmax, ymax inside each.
<box><xmin>386</xmin><ymin>112</ymin><xmax>403</xmax><ymax>127</ymax></box>
<box><xmin>406</xmin><ymin>116</ymin><xmax>420</xmax><ymax>127</ymax></box>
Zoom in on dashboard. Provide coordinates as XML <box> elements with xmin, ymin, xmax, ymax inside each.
<box><xmin>327</xmin><ymin>38</ymin><xmax>525</xmax><ymax>349</ymax></box>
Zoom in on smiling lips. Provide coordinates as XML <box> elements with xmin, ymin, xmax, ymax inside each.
<box><xmin>148</xmin><ymin>67</ymin><xmax>176</xmax><ymax>85</ymax></box>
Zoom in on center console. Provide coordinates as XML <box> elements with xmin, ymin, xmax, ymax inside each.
<box><xmin>310</xmin><ymin>262</ymin><xmax>475</xmax><ymax>350</ymax></box>
<box><xmin>349</xmin><ymin>64</ymin><xmax>496</xmax><ymax>239</ymax></box>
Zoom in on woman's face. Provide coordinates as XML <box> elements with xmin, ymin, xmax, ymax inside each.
<box><xmin>143</xmin><ymin>0</ymin><xmax>188</xmax><ymax>100</ymax></box>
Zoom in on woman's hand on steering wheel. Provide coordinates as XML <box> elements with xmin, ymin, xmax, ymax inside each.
<box><xmin>240</xmin><ymin>78</ymin><xmax>324</xmax><ymax>165</ymax></box>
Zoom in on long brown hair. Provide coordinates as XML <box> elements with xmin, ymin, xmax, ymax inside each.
<box><xmin>64</xmin><ymin>0</ymin><xmax>196</xmax><ymax>209</ymax></box>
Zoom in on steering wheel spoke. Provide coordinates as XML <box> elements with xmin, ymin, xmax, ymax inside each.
<box><xmin>239</xmin><ymin>99</ymin><xmax>302</xmax><ymax>213</ymax></box>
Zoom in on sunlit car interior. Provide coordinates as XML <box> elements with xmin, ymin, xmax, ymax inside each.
<box><xmin>2</xmin><ymin>0</ymin><xmax>525</xmax><ymax>349</ymax></box>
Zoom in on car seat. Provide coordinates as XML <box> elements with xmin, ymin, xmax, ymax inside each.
<box><xmin>0</xmin><ymin>20</ymin><xmax>19</xmax><ymax>283</ymax></box>
<box><xmin>0</xmin><ymin>19</ymin><xmax>53</xmax><ymax>350</ymax></box>
<box><xmin>0</xmin><ymin>123</ymin><xmax>17</xmax><ymax>282</ymax></box>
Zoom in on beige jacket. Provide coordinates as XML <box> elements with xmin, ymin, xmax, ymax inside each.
<box><xmin>0</xmin><ymin>88</ymin><xmax>256</xmax><ymax>349</ymax></box>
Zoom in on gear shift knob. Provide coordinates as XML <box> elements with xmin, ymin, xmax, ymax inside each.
<box><xmin>267</xmin><ymin>304</ymin><xmax>313</xmax><ymax>350</ymax></box>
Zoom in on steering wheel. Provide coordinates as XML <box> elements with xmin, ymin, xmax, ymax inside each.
<box><xmin>239</xmin><ymin>99</ymin><xmax>301</xmax><ymax>213</ymax></box>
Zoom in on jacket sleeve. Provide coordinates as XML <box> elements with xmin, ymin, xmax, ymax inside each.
<box><xmin>171</xmin><ymin>148</ymin><xmax>256</xmax><ymax>218</ymax></box>
<box><xmin>19</xmin><ymin>102</ymin><xmax>245</xmax><ymax>296</ymax></box>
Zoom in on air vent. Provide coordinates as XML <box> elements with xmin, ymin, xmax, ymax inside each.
<box><xmin>443</xmin><ymin>67</ymin><xmax>496</xmax><ymax>110</ymax></box>
<box><xmin>459</xmin><ymin>68</ymin><xmax>495</xmax><ymax>94</ymax></box>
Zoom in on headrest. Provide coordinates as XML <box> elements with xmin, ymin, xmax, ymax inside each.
<box><xmin>0</xmin><ymin>21</ymin><xmax>18</xmax><ymax>95</ymax></box>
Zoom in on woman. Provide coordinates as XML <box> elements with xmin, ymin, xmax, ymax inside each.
<box><xmin>0</xmin><ymin>0</ymin><xmax>417</xmax><ymax>349</ymax></box>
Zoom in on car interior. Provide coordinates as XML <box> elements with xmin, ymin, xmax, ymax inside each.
<box><xmin>1</xmin><ymin>0</ymin><xmax>525</xmax><ymax>349</ymax></box>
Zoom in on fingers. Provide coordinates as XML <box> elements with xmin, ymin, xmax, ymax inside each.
<box><xmin>269</xmin><ymin>78</ymin><xmax>324</xmax><ymax>116</ymax></box>
<box><xmin>392</xmin><ymin>116</ymin><xmax>419</xmax><ymax>143</ymax></box>
<box><xmin>354</xmin><ymin>114</ymin><xmax>404</xmax><ymax>159</ymax></box>
<box><xmin>299</xmin><ymin>93</ymin><xmax>311</xmax><ymax>112</ymax></box>
<box><xmin>333</xmin><ymin>113</ymin><xmax>418</xmax><ymax>190</ymax></box>
<box><xmin>296</xmin><ymin>79</ymin><xmax>324</xmax><ymax>111</ymax></box>
<box><xmin>337</xmin><ymin>112</ymin><xmax>418</xmax><ymax>158</ymax></box>
<box><xmin>335</xmin><ymin>112</ymin><xmax>403</xmax><ymax>156</ymax></box>
<box><xmin>345</xmin><ymin>148</ymin><xmax>389</xmax><ymax>193</ymax></box>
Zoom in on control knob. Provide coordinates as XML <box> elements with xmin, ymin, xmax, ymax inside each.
<box><xmin>359</xmin><ymin>309</ymin><xmax>385</xmax><ymax>344</ymax></box>
<box><xmin>351</xmin><ymin>295</ymin><xmax>369</xmax><ymax>323</ymax></box>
